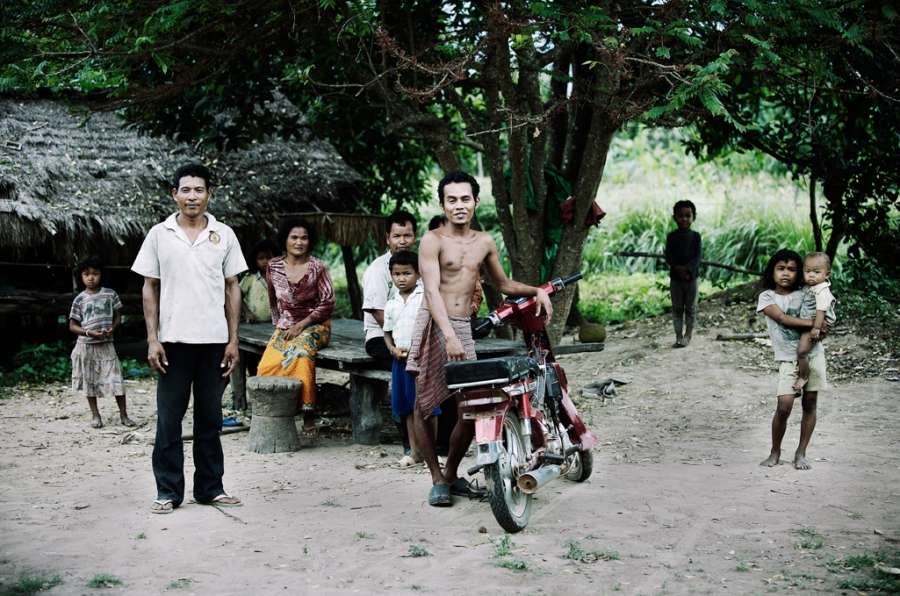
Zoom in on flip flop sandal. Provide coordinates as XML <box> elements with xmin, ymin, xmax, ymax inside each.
<box><xmin>428</xmin><ymin>484</ymin><xmax>452</xmax><ymax>507</ymax></box>
<box><xmin>197</xmin><ymin>493</ymin><xmax>242</xmax><ymax>507</ymax></box>
<box><xmin>301</xmin><ymin>425</ymin><xmax>319</xmax><ymax>438</ymax></box>
<box><xmin>391</xmin><ymin>455</ymin><xmax>418</xmax><ymax>469</ymax></box>
<box><xmin>222</xmin><ymin>415</ymin><xmax>243</xmax><ymax>427</ymax></box>
<box><xmin>150</xmin><ymin>499</ymin><xmax>173</xmax><ymax>514</ymax></box>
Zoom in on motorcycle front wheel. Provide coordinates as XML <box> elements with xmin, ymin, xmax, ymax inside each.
<box><xmin>485</xmin><ymin>410</ymin><xmax>532</xmax><ymax>533</ymax></box>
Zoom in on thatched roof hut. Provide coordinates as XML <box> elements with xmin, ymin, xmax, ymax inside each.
<box><xmin>0</xmin><ymin>96</ymin><xmax>370</xmax><ymax>265</ymax></box>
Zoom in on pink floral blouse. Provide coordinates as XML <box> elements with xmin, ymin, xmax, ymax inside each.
<box><xmin>266</xmin><ymin>256</ymin><xmax>335</xmax><ymax>329</ymax></box>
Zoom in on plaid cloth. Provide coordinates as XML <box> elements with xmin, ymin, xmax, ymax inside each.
<box><xmin>383</xmin><ymin>285</ymin><xmax>424</xmax><ymax>349</ymax></box>
<box><xmin>406</xmin><ymin>308</ymin><xmax>475</xmax><ymax>420</ymax></box>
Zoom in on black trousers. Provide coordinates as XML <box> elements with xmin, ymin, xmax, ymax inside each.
<box><xmin>152</xmin><ymin>343</ymin><xmax>228</xmax><ymax>506</ymax></box>
<box><xmin>365</xmin><ymin>336</ymin><xmax>394</xmax><ymax>371</ymax></box>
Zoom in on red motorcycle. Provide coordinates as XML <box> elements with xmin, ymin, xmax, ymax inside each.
<box><xmin>446</xmin><ymin>272</ymin><xmax>597</xmax><ymax>532</ymax></box>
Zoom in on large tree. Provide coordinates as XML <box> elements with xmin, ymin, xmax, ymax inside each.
<box><xmin>4</xmin><ymin>0</ymin><xmax>892</xmax><ymax>330</ymax></box>
<box><xmin>685</xmin><ymin>3</ymin><xmax>900</xmax><ymax>273</ymax></box>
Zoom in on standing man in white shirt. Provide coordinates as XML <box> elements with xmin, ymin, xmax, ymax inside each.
<box><xmin>362</xmin><ymin>211</ymin><xmax>419</xmax><ymax>368</ymax></box>
<box><xmin>362</xmin><ymin>211</ymin><xmax>418</xmax><ymax>453</ymax></box>
<box><xmin>132</xmin><ymin>163</ymin><xmax>248</xmax><ymax>514</ymax></box>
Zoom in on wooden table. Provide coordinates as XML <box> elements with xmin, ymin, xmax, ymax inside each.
<box><xmin>235</xmin><ymin>319</ymin><xmax>522</xmax><ymax>445</ymax></box>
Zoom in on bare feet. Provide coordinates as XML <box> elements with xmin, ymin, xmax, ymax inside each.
<box><xmin>793</xmin><ymin>453</ymin><xmax>811</xmax><ymax>470</ymax></box>
<box><xmin>91</xmin><ymin>417</ymin><xmax>103</xmax><ymax>429</ymax></box>
<box><xmin>674</xmin><ymin>334</ymin><xmax>684</xmax><ymax>348</ymax></box>
<box><xmin>121</xmin><ymin>416</ymin><xmax>135</xmax><ymax>427</ymax></box>
<box><xmin>681</xmin><ymin>334</ymin><xmax>691</xmax><ymax>347</ymax></box>
<box><xmin>760</xmin><ymin>452</ymin><xmax>780</xmax><ymax>467</ymax></box>
<box><xmin>792</xmin><ymin>377</ymin><xmax>808</xmax><ymax>391</ymax></box>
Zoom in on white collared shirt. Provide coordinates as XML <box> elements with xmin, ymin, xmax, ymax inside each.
<box><xmin>132</xmin><ymin>212</ymin><xmax>247</xmax><ymax>344</ymax></box>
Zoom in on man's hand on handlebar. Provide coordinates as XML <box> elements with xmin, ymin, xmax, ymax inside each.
<box><xmin>536</xmin><ymin>288</ymin><xmax>553</xmax><ymax>324</ymax></box>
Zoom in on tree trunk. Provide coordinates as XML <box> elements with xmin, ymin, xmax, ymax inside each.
<box><xmin>822</xmin><ymin>175</ymin><xmax>848</xmax><ymax>261</ymax></box>
<box><xmin>341</xmin><ymin>245</ymin><xmax>363</xmax><ymax>320</ymax></box>
<box><xmin>809</xmin><ymin>174</ymin><xmax>823</xmax><ymax>252</ymax></box>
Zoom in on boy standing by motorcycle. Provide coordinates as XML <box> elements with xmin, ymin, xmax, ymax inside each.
<box><xmin>406</xmin><ymin>170</ymin><xmax>553</xmax><ymax>507</ymax></box>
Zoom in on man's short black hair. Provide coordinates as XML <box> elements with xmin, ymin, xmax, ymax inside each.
<box><xmin>246</xmin><ymin>239</ymin><xmax>280</xmax><ymax>273</ymax></box>
<box><xmin>673</xmin><ymin>200</ymin><xmax>697</xmax><ymax>217</ymax></box>
<box><xmin>385</xmin><ymin>211</ymin><xmax>417</xmax><ymax>235</ymax></box>
<box><xmin>437</xmin><ymin>171</ymin><xmax>480</xmax><ymax>204</ymax></box>
<box><xmin>428</xmin><ymin>214</ymin><xmax>446</xmax><ymax>231</ymax></box>
<box><xmin>277</xmin><ymin>217</ymin><xmax>320</xmax><ymax>252</ymax></box>
<box><xmin>389</xmin><ymin>250</ymin><xmax>419</xmax><ymax>274</ymax></box>
<box><xmin>761</xmin><ymin>249</ymin><xmax>804</xmax><ymax>291</ymax></box>
<box><xmin>172</xmin><ymin>163</ymin><xmax>213</xmax><ymax>190</ymax></box>
<box><xmin>73</xmin><ymin>254</ymin><xmax>105</xmax><ymax>288</ymax></box>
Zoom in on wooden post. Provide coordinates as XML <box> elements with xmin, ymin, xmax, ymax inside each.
<box><xmin>246</xmin><ymin>376</ymin><xmax>302</xmax><ymax>453</ymax></box>
<box><xmin>230</xmin><ymin>357</ymin><xmax>248</xmax><ymax>411</ymax></box>
<box><xmin>349</xmin><ymin>374</ymin><xmax>386</xmax><ymax>445</ymax></box>
<box><xmin>341</xmin><ymin>245</ymin><xmax>363</xmax><ymax>320</ymax></box>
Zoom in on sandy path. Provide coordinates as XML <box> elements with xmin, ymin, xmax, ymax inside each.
<box><xmin>1</xmin><ymin>314</ymin><xmax>898</xmax><ymax>595</ymax></box>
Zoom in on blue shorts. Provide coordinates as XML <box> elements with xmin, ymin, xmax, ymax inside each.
<box><xmin>392</xmin><ymin>357</ymin><xmax>440</xmax><ymax>417</ymax></box>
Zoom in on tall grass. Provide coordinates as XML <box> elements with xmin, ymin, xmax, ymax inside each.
<box><xmin>587</xmin><ymin>125</ymin><xmax>821</xmax><ymax>285</ymax></box>
<box><xmin>585</xmin><ymin>193</ymin><xmax>818</xmax><ymax>285</ymax></box>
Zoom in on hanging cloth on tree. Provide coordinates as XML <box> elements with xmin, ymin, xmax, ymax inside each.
<box><xmin>504</xmin><ymin>160</ymin><xmax>571</xmax><ymax>283</ymax></box>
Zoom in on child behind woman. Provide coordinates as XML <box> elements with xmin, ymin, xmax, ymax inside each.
<box><xmin>794</xmin><ymin>252</ymin><xmax>837</xmax><ymax>390</ymax></box>
<box><xmin>68</xmin><ymin>254</ymin><xmax>134</xmax><ymax>429</ymax></box>
<box><xmin>240</xmin><ymin>239</ymin><xmax>279</xmax><ymax>324</ymax></box>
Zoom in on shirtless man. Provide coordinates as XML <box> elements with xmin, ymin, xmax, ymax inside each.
<box><xmin>407</xmin><ymin>170</ymin><xmax>553</xmax><ymax>507</ymax></box>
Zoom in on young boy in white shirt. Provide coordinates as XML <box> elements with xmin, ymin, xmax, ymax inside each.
<box><xmin>382</xmin><ymin>251</ymin><xmax>434</xmax><ymax>468</ymax></box>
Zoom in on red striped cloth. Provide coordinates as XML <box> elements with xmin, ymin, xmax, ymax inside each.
<box><xmin>406</xmin><ymin>308</ymin><xmax>476</xmax><ymax>419</ymax></box>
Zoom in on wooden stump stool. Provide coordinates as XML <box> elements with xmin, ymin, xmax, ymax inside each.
<box><xmin>246</xmin><ymin>376</ymin><xmax>302</xmax><ymax>453</ymax></box>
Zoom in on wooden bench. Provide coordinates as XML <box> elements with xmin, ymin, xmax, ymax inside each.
<box><xmin>235</xmin><ymin>319</ymin><xmax>522</xmax><ymax>445</ymax></box>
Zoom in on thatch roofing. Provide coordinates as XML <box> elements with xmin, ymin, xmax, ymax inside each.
<box><xmin>0</xmin><ymin>96</ymin><xmax>366</xmax><ymax>264</ymax></box>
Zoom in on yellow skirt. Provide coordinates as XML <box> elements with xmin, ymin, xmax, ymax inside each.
<box><xmin>257</xmin><ymin>321</ymin><xmax>331</xmax><ymax>411</ymax></box>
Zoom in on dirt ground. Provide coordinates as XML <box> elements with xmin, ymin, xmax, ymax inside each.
<box><xmin>1</xmin><ymin>295</ymin><xmax>898</xmax><ymax>596</ymax></box>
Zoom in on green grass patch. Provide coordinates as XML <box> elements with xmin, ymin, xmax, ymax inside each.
<box><xmin>2</xmin><ymin>573</ymin><xmax>62</xmax><ymax>596</ymax></box>
<box><xmin>87</xmin><ymin>574</ymin><xmax>123</xmax><ymax>588</ymax></box>
<box><xmin>356</xmin><ymin>532</ymin><xmax>374</xmax><ymax>540</ymax></box>
<box><xmin>407</xmin><ymin>545</ymin><xmax>431</xmax><ymax>558</ymax></box>
<box><xmin>793</xmin><ymin>527</ymin><xmax>825</xmax><ymax>550</ymax></box>
<box><xmin>495</xmin><ymin>557</ymin><xmax>530</xmax><ymax>571</ymax></box>
<box><xmin>493</xmin><ymin>534</ymin><xmax>516</xmax><ymax>557</ymax></box>
<box><xmin>168</xmin><ymin>578</ymin><xmax>192</xmax><ymax>589</ymax></box>
<box><xmin>562</xmin><ymin>538</ymin><xmax>620</xmax><ymax>562</ymax></box>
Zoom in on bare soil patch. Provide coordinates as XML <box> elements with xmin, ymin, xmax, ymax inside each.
<box><xmin>1</xmin><ymin>297</ymin><xmax>898</xmax><ymax>595</ymax></box>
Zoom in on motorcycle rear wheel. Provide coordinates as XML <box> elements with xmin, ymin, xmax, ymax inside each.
<box><xmin>564</xmin><ymin>448</ymin><xmax>594</xmax><ymax>482</ymax></box>
<box><xmin>484</xmin><ymin>410</ymin><xmax>532</xmax><ymax>533</ymax></box>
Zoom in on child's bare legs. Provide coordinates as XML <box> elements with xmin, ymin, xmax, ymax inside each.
<box><xmin>793</xmin><ymin>332</ymin><xmax>814</xmax><ymax>390</ymax></box>
<box><xmin>793</xmin><ymin>391</ymin><xmax>817</xmax><ymax>470</ymax></box>
<box><xmin>87</xmin><ymin>396</ymin><xmax>103</xmax><ymax>428</ymax></box>
<box><xmin>760</xmin><ymin>391</ymin><xmax>817</xmax><ymax>469</ymax></box>
<box><xmin>116</xmin><ymin>395</ymin><xmax>135</xmax><ymax>427</ymax></box>
<box><xmin>405</xmin><ymin>414</ymin><xmax>437</xmax><ymax>463</ymax></box>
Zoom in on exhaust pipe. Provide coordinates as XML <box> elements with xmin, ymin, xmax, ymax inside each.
<box><xmin>517</xmin><ymin>464</ymin><xmax>564</xmax><ymax>494</ymax></box>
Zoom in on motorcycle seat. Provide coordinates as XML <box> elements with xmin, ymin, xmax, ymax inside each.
<box><xmin>446</xmin><ymin>355</ymin><xmax>539</xmax><ymax>388</ymax></box>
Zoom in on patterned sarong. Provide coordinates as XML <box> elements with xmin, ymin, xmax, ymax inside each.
<box><xmin>257</xmin><ymin>321</ymin><xmax>331</xmax><ymax>411</ymax></box>
<box><xmin>406</xmin><ymin>308</ymin><xmax>476</xmax><ymax>420</ymax></box>
<box><xmin>71</xmin><ymin>341</ymin><xmax>126</xmax><ymax>398</ymax></box>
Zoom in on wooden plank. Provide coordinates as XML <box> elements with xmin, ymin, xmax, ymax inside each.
<box><xmin>554</xmin><ymin>343</ymin><xmax>605</xmax><ymax>355</ymax></box>
<box><xmin>350</xmin><ymin>369</ymin><xmax>392</xmax><ymax>382</ymax></box>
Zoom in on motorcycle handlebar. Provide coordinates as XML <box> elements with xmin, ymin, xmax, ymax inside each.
<box><xmin>560</xmin><ymin>272</ymin><xmax>583</xmax><ymax>287</ymax></box>
<box><xmin>472</xmin><ymin>316</ymin><xmax>494</xmax><ymax>334</ymax></box>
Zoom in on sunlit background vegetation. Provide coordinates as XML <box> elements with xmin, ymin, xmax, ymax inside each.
<box><xmin>323</xmin><ymin>125</ymin><xmax>899</xmax><ymax>326</ymax></box>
